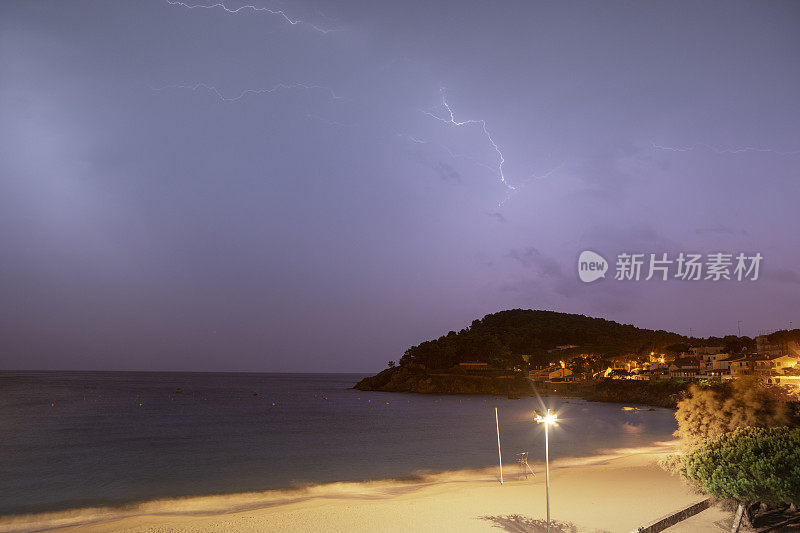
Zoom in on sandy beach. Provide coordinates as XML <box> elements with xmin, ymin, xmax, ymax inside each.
<box><xmin>0</xmin><ymin>441</ymin><xmax>727</xmax><ymax>533</ymax></box>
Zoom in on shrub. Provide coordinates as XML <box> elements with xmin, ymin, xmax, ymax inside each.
<box><xmin>681</xmin><ymin>427</ymin><xmax>800</xmax><ymax>506</ymax></box>
<box><xmin>674</xmin><ymin>377</ymin><xmax>789</xmax><ymax>448</ymax></box>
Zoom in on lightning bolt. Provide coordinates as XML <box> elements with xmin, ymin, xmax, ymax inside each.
<box><xmin>151</xmin><ymin>82</ymin><xmax>342</xmax><ymax>102</ymax></box>
<box><xmin>417</xmin><ymin>89</ymin><xmax>563</xmax><ymax>207</ymax></box>
<box><xmin>651</xmin><ymin>142</ymin><xmax>800</xmax><ymax>156</ymax></box>
<box><xmin>165</xmin><ymin>0</ymin><xmax>337</xmax><ymax>34</ymax></box>
<box><xmin>423</xmin><ymin>90</ymin><xmax>516</xmax><ymax>193</ymax></box>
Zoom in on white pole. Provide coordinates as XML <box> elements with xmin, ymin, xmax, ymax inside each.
<box><xmin>495</xmin><ymin>407</ymin><xmax>503</xmax><ymax>485</ymax></box>
<box><xmin>545</xmin><ymin>422</ymin><xmax>550</xmax><ymax>532</ymax></box>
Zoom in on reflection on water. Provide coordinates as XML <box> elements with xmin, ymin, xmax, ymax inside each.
<box><xmin>0</xmin><ymin>371</ymin><xmax>677</xmax><ymax>515</ymax></box>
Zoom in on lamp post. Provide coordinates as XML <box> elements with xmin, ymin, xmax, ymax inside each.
<box><xmin>534</xmin><ymin>408</ymin><xmax>557</xmax><ymax>531</ymax></box>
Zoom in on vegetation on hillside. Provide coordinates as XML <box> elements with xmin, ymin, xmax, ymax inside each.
<box><xmin>398</xmin><ymin>309</ymin><xmax>691</xmax><ymax>370</ymax></box>
<box><xmin>766</xmin><ymin>328</ymin><xmax>800</xmax><ymax>345</ymax></box>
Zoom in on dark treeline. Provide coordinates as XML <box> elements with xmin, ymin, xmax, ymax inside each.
<box><xmin>398</xmin><ymin>309</ymin><xmax>755</xmax><ymax>370</ymax></box>
<box><xmin>766</xmin><ymin>329</ymin><xmax>800</xmax><ymax>345</ymax></box>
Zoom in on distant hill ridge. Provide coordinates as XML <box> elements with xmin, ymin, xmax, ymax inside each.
<box><xmin>397</xmin><ymin>309</ymin><xmax>689</xmax><ymax>370</ymax></box>
<box><xmin>354</xmin><ymin>309</ymin><xmax>769</xmax><ymax>396</ymax></box>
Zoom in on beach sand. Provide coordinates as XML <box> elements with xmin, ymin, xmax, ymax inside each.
<box><xmin>0</xmin><ymin>441</ymin><xmax>728</xmax><ymax>533</ymax></box>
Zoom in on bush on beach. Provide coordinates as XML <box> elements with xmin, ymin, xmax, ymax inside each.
<box><xmin>674</xmin><ymin>376</ymin><xmax>792</xmax><ymax>448</ymax></box>
<box><xmin>680</xmin><ymin>427</ymin><xmax>800</xmax><ymax>506</ymax></box>
<box><xmin>667</xmin><ymin>377</ymin><xmax>800</xmax><ymax>529</ymax></box>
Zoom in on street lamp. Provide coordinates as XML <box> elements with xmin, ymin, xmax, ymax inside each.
<box><xmin>534</xmin><ymin>408</ymin><xmax>557</xmax><ymax>531</ymax></box>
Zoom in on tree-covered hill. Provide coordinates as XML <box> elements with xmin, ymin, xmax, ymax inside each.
<box><xmin>397</xmin><ymin>309</ymin><xmax>688</xmax><ymax>370</ymax></box>
<box><xmin>766</xmin><ymin>328</ymin><xmax>800</xmax><ymax>345</ymax></box>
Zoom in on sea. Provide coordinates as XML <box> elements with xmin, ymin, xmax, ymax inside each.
<box><xmin>0</xmin><ymin>372</ymin><xmax>678</xmax><ymax>516</ymax></box>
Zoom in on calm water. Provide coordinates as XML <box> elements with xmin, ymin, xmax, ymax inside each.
<box><xmin>0</xmin><ymin>372</ymin><xmax>677</xmax><ymax>515</ymax></box>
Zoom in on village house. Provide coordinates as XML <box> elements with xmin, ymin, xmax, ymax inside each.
<box><xmin>547</xmin><ymin>367</ymin><xmax>573</xmax><ymax>382</ymax></box>
<box><xmin>690</xmin><ymin>346</ymin><xmax>725</xmax><ymax>357</ymax></box>
<box><xmin>756</xmin><ymin>335</ymin><xmax>800</xmax><ymax>358</ymax></box>
<box><xmin>762</xmin><ymin>352</ymin><xmax>800</xmax><ymax>388</ymax></box>
<box><xmin>698</xmin><ymin>352</ymin><xmax>733</xmax><ymax>377</ymax></box>
<box><xmin>668</xmin><ymin>357</ymin><xmax>701</xmax><ymax>379</ymax></box>
<box><xmin>612</xmin><ymin>360</ymin><xmax>638</xmax><ymax>372</ymax></box>
<box><xmin>529</xmin><ymin>366</ymin><xmax>556</xmax><ymax>381</ymax></box>
<box><xmin>765</xmin><ymin>354</ymin><xmax>799</xmax><ymax>372</ymax></box>
<box><xmin>756</xmin><ymin>335</ymin><xmax>788</xmax><ymax>357</ymax></box>
<box><xmin>729</xmin><ymin>356</ymin><xmax>757</xmax><ymax>377</ymax></box>
<box><xmin>708</xmin><ymin>355</ymin><xmax>735</xmax><ymax>378</ymax></box>
<box><xmin>752</xmin><ymin>356</ymin><xmax>777</xmax><ymax>375</ymax></box>
<box><xmin>750</xmin><ymin>353</ymin><xmax>799</xmax><ymax>378</ymax></box>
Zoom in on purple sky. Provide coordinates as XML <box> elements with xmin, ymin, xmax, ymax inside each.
<box><xmin>1</xmin><ymin>1</ymin><xmax>799</xmax><ymax>372</ymax></box>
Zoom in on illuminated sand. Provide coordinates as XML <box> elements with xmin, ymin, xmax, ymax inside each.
<box><xmin>1</xmin><ymin>442</ymin><xmax>719</xmax><ymax>533</ymax></box>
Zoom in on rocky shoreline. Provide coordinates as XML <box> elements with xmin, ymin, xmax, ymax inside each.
<box><xmin>354</xmin><ymin>367</ymin><xmax>689</xmax><ymax>408</ymax></box>
<box><xmin>353</xmin><ymin>367</ymin><xmax>534</xmax><ymax>395</ymax></box>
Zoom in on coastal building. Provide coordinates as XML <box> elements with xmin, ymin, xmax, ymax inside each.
<box><xmin>529</xmin><ymin>366</ymin><xmax>557</xmax><ymax>381</ymax></box>
<box><xmin>756</xmin><ymin>335</ymin><xmax>788</xmax><ymax>357</ymax></box>
<box><xmin>750</xmin><ymin>354</ymin><xmax>799</xmax><ymax>376</ymax></box>
<box><xmin>612</xmin><ymin>360</ymin><xmax>637</xmax><ymax>372</ymax></box>
<box><xmin>699</xmin><ymin>352</ymin><xmax>732</xmax><ymax>376</ymax></box>
<box><xmin>668</xmin><ymin>357</ymin><xmax>701</xmax><ymax>379</ymax></box>
<box><xmin>756</xmin><ymin>335</ymin><xmax>800</xmax><ymax>358</ymax></box>
<box><xmin>649</xmin><ymin>366</ymin><xmax>670</xmax><ymax>380</ymax></box>
<box><xmin>753</xmin><ymin>351</ymin><xmax>800</xmax><ymax>387</ymax></box>
<box><xmin>729</xmin><ymin>356</ymin><xmax>757</xmax><ymax>377</ymax></box>
<box><xmin>708</xmin><ymin>356</ymin><xmax>734</xmax><ymax>378</ymax></box>
<box><xmin>767</xmin><ymin>354</ymin><xmax>799</xmax><ymax>371</ymax></box>
<box><xmin>547</xmin><ymin>367</ymin><xmax>573</xmax><ymax>382</ymax></box>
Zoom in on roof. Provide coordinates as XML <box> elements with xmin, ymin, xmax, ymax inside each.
<box><xmin>765</xmin><ymin>353</ymin><xmax>799</xmax><ymax>361</ymax></box>
<box><xmin>729</xmin><ymin>355</ymin><xmax>763</xmax><ymax>362</ymax></box>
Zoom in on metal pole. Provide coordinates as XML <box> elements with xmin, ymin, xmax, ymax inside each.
<box><xmin>495</xmin><ymin>407</ymin><xmax>503</xmax><ymax>485</ymax></box>
<box><xmin>545</xmin><ymin>422</ymin><xmax>550</xmax><ymax>532</ymax></box>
